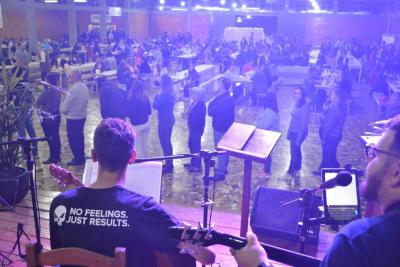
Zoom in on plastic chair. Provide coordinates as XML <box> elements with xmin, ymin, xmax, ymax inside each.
<box><xmin>25</xmin><ymin>243</ymin><xmax>126</xmax><ymax>267</ymax></box>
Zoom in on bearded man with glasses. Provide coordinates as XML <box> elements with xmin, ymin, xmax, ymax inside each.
<box><xmin>319</xmin><ymin>115</ymin><xmax>400</xmax><ymax>266</ymax></box>
<box><xmin>230</xmin><ymin>115</ymin><xmax>400</xmax><ymax>267</ymax></box>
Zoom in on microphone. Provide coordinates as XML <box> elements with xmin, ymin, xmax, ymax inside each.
<box><xmin>316</xmin><ymin>171</ymin><xmax>352</xmax><ymax>191</ymax></box>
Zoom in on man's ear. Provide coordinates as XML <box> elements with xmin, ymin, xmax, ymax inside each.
<box><xmin>128</xmin><ymin>149</ymin><xmax>137</xmax><ymax>164</ymax></box>
<box><xmin>391</xmin><ymin>159</ymin><xmax>400</xmax><ymax>187</ymax></box>
<box><xmin>91</xmin><ymin>149</ymin><xmax>98</xmax><ymax>162</ymax></box>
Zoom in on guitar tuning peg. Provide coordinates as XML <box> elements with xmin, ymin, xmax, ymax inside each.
<box><xmin>180</xmin><ymin>225</ymin><xmax>191</xmax><ymax>241</ymax></box>
<box><xmin>193</xmin><ymin>228</ymin><xmax>201</xmax><ymax>242</ymax></box>
<box><xmin>205</xmin><ymin>226</ymin><xmax>214</xmax><ymax>241</ymax></box>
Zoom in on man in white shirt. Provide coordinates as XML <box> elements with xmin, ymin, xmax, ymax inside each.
<box><xmin>62</xmin><ymin>71</ymin><xmax>89</xmax><ymax>165</ymax></box>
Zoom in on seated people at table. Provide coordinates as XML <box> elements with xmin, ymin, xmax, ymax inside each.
<box><xmin>321</xmin><ymin>115</ymin><xmax>400</xmax><ymax>266</ymax></box>
<box><xmin>184</xmin><ymin>87</ymin><xmax>206</xmax><ymax>172</ymax></box>
<box><xmin>50</xmin><ymin>118</ymin><xmax>215</xmax><ymax>267</ymax></box>
<box><xmin>36</xmin><ymin>73</ymin><xmax>61</xmax><ymax>164</ymax></box>
<box><xmin>126</xmin><ymin>81</ymin><xmax>152</xmax><ymax>158</ymax></box>
<box><xmin>250</xmin><ymin>64</ymin><xmax>269</xmax><ymax>106</ymax></box>
<box><xmin>139</xmin><ymin>57</ymin><xmax>152</xmax><ymax>75</ymax></box>
<box><xmin>99</xmin><ymin>79</ymin><xmax>127</xmax><ymax>120</ymax></box>
<box><xmin>242</xmin><ymin>58</ymin><xmax>255</xmax><ymax>75</ymax></box>
<box><xmin>371</xmin><ymin>70</ymin><xmax>390</xmax><ymax>118</ymax></box>
<box><xmin>153</xmin><ymin>75</ymin><xmax>176</xmax><ymax>174</ymax></box>
<box><xmin>318</xmin><ymin>89</ymin><xmax>347</xmax><ymax>170</ymax></box>
<box><xmin>117</xmin><ymin>59</ymin><xmax>135</xmax><ymax>90</ymax></box>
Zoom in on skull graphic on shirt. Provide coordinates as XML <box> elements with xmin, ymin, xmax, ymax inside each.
<box><xmin>54</xmin><ymin>205</ymin><xmax>67</xmax><ymax>226</ymax></box>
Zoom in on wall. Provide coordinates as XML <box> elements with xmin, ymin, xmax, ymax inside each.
<box><xmin>36</xmin><ymin>9</ymin><xmax>68</xmax><ymax>40</ymax></box>
<box><xmin>190</xmin><ymin>13</ymin><xmax>210</xmax><ymax>41</ymax></box>
<box><xmin>130</xmin><ymin>12</ymin><xmax>149</xmax><ymax>42</ymax></box>
<box><xmin>111</xmin><ymin>13</ymin><xmax>128</xmax><ymax>34</ymax></box>
<box><xmin>149</xmin><ymin>12</ymin><xmax>185</xmax><ymax>37</ymax></box>
<box><xmin>209</xmin><ymin>12</ymin><xmax>236</xmax><ymax>39</ymax></box>
<box><xmin>0</xmin><ymin>6</ymin><xmax>394</xmax><ymax>45</ymax></box>
<box><xmin>0</xmin><ymin>8</ymin><xmax>27</xmax><ymax>39</ymax></box>
<box><xmin>76</xmin><ymin>10</ymin><xmax>93</xmax><ymax>34</ymax></box>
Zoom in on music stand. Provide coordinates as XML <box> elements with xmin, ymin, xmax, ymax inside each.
<box><xmin>217</xmin><ymin>122</ymin><xmax>281</xmax><ymax>237</ymax></box>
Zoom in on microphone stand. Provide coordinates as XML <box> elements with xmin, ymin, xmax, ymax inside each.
<box><xmin>281</xmin><ymin>188</ymin><xmax>324</xmax><ymax>254</ymax></box>
<box><xmin>134</xmin><ymin>150</ymin><xmax>226</xmax><ymax>230</ymax></box>
<box><xmin>297</xmin><ymin>189</ymin><xmax>324</xmax><ymax>254</ymax></box>
<box><xmin>0</xmin><ymin>137</ymin><xmax>50</xmax><ymax>257</ymax></box>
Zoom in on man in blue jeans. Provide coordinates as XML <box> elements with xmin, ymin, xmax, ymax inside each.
<box><xmin>62</xmin><ymin>71</ymin><xmax>89</xmax><ymax>166</ymax></box>
<box><xmin>207</xmin><ymin>77</ymin><xmax>235</xmax><ymax>181</ymax></box>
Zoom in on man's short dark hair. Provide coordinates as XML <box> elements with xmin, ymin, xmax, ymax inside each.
<box><xmin>94</xmin><ymin>118</ymin><xmax>135</xmax><ymax>173</ymax></box>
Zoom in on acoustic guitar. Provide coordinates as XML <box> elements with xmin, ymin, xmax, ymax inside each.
<box><xmin>169</xmin><ymin>225</ymin><xmax>322</xmax><ymax>267</ymax></box>
<box><xmin>48</xmin><ymin>164</ymin><xmax>196</xmax><ymax>267</ymax></box>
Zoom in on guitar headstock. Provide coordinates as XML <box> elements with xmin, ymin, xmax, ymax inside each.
<box><xmin>169</xmin><ymin>225</ymin><xmax>218</xmax><ymax>248</ymax></box>
<box><xmin>169</xmin><ymin>224</ymin><xmax>246</xmax><ymax>251</ymax></box>
<box><xmin>49</xmin><ymin>164</ymin><xmax>83</xmax><ymax>187</ymax></box>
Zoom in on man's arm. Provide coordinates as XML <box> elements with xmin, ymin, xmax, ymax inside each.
<box><xmin>231</xmin><ymin>232</ymin><xmax>271</xmax><ymax>267</ymax></box>
<box><xmin>177</xmin><ymin>241</ymin><xmax>216</xmax><ymax>265</ymax></box>
<box><xmin>137</xmin><ymin>199</ymin><xmax>215</xmax><ymax>265</ymax></box>
<box><xmin>62</xmin><ymin>87</ymin><xmax>76</xmax><ymax>115</ymax></box>
<box><xmin>320</xmin><ymin>234</ymin><xmax>366</xmax><ymax>267</ymax></box>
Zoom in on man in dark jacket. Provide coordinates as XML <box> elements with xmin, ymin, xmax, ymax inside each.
<box><xmin>184</xmin><ymin>87</ymin><xmax>206</xmax><ymax>172</ymax></box>
<box><xmin>99</xmin><ymin>80</ymin><xmax>127</xmax><ymax>120</ymax></box>
<box><xmin>207</xmin><ymin>77</ymin><xmax>235</xmax><ymax>181</ymax></box>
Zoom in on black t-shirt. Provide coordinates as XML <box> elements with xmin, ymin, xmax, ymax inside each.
<box><xmin>50</xmin><ymin>186</ymin><xmax>181</xmax><ymax>267</ymax></box>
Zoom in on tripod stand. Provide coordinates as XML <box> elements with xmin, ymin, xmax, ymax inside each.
<box><xmin>0</xmin><ymin>137</ymin><xmax>49</xmax><ymax>259</ymax></box>
<box><xmin>12</xmin><ymin>223</ymin><xmax>30</xmax><ymax>259</ymax></box>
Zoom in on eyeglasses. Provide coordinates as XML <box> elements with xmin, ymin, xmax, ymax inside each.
<box><xmin>365</xmin><ymin>145</ymin><xmax>400</xmax><ymax>159</ymax></box>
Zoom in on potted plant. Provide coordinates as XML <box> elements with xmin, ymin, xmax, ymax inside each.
<box><xmin>0</xmin><ymin>64</ymin><xmax>37</xmax><ymax>206</ymax></box>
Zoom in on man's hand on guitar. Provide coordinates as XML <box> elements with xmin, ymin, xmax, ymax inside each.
<box><xmin>230</xmin><ymin>232</ymin><xmax>271</xmax><ymax>267</ymax></box>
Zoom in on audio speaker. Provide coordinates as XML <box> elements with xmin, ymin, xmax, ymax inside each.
<box><xmin>251</xmin><ymin>187</ymin><xmax>321</xmax><ymax>244</ymax></box>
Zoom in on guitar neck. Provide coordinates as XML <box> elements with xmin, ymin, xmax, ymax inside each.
<box><xmin>218</xmin><ymin>233</ymin><xmax>321</xmax><ymax>267</ymax></box>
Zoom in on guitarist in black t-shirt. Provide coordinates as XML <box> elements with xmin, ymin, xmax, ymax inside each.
<box><xmin>49</xmin><ymin>118</ymin><xmax>215</xmax><ymax>267</ymax></box>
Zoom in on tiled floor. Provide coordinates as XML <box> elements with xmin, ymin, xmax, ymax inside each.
<box><xmin>32</xmin><ymin>70</ymin><xmax>379</xmax><ymax>214</ymax></box>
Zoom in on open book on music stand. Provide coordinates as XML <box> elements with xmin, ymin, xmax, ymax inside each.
<box><xmin>216</xmin><ymin>122</ymin><xmax>281</xmax><ymax>236</ymax></box>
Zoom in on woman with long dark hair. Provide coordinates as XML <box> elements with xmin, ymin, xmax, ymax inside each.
<box><xmin>318</xmin><ymin>89</ymin><xmax>347</xmax><ymax>169</ymax></box>
<box><xmin>287</xmin><ymin>87</ymin><xmax>310</xmax><ymax>177</ymax></box>
<box><xmin>126</xmin><ymin>80</ymin><xmax>152</xmax><ymax>158</ymax></box>
<box><xmin>153</xmin><ymin>75</ymin><xmax>176</xmax><ymax>174</ymax></box>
